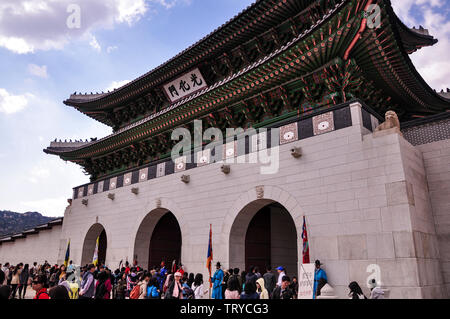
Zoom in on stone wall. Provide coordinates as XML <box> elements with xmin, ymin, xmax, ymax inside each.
<box><xmin>417</xmin><ymin>139</ymin><xmax>450</xmax><ymax>298</ymax></box>
<box><xmin>0</xmin><ymin>225</ymin><xmax>63</xmax><ymax>266</ymax></box>
<box><xmin>1</xmin><ymin>102</ymin><xmax>447</xmax><ymax>299</ymax></box>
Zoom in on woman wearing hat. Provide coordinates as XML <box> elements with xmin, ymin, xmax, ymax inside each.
<box><xmin>211</xmin><ymin>262</ymin><xmax>224</xmax><ymax>299</ymax></box>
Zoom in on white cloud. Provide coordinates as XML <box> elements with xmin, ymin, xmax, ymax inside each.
<box><xmin>0</xmin><ymin>0</ymin><xmax>190</xmax><ymax>54</ymax></box>
<box><xmin>0</xmin><ymin>88</ymin><xmax>31</xmax><ymax>114</ymax></box>
<box><xmin>105</xmin><ymin>80</ymin><xmax>130</xmax><ymax>92</ymax></box>
<box><xmin>391</xmin><ymin>0</ymin><xmax>450</xmax><ymax>91</ymax></box>
<box><xmin>88</xmin><ymin>34</ymin><xmax>101</xmax><ymax>52</ymax></box>
<box><xmin>106</xmin><ymin>45</ymin><xmax>118</xmax><ymax>53</ymax></box>
<box><xmin>20</xmin><ymin>197</ymin><xmax>68</xmax><ymax>217</ymax></box>
<box><xmin>28</xmin><ymin>64</ymin><xmax>48</xmax><ymax>78</ymax></box>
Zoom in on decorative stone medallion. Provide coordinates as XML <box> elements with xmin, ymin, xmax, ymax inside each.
<box><xmin>139</xmin><ymin>168</ymin><xmax>148</xmax><ymax>181</ymax></box>
<box><xmin>280</xmin><ymin>123</ymin><xmax>298</xmax><ymax>145</ymax></box>
<box><xmin>156</xmin><ymin>162</ymin><xmax>166</xmax><ymax>178</ymax></box>
<box><xmin>87</xmin><ymin>184</ymin><xmax>94</xmax><ymax>196</ymax></box>
<box><xmin>109</xmin><ymin>177</ymin><xmax>117</xmax><ymax>190</ymax></box>
<box><xmin>313</xmin><ymin>112</ymin><xmax>335</xmax><ymax>135</ymax></box>
<box><xmin>197</xmin><ymin>149</ymin><xmax>211</xmax><ymax>167</ymax></box>
<box><xmin>124</xmin><ymin>173</ymin><xmax>132</xmax><ymax>186</ymax></box>
<box><xmin>256</xmin><ymin>185</ymin><xmax>264</xmax><ymax>199</ymax></box>
<box><xmin>251</xmin><ymin>131</ymin><xmax>267</xmax><ymax>152</ymax></box>
<box><xmin>223</xmin><ymin>141</ymin><xmax>237</xmax><ymax>160</ymax></box>
<box><xmin>98</xmin><ymin>181</ymin><xmax>104</xmax><ymax>193</ymax></box>
<box><xmin>175</xmin><ymin>156</ymin><xmax>187</xmax><ymax>173</ymax></box>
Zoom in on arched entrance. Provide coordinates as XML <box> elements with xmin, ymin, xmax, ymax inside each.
<box><xmin>81</xmin><ymin>223</ymin><xmax>107</xmax><ymax>266</ymax></box>
<box><xmin>133</xmin><ymin>209</ymin><xmax>182</xmax><ymax>270</ymax></box>
<box><xmin>230</xmin><ymin>200</ymin><xmax>298</xmax><ymax>278</ymax></box>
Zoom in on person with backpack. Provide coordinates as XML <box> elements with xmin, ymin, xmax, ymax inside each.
<box><xmin>32</xmin><ymin>275</ymin><xmax>49</xmax><ymax>299</ymax></box>
<box><xmin>132</xmin><ymin>272</ymin><xmax>150</xmax><ymax>299</ymax></box>
<box><xmin>126</xmin><ymin>268</ymin><xmax>138</xmax><ymax>298</ymax></box>
<box><xmin>95</xmin><ymin>270</ymin><xmax>112</xmax><ymax>299</ymax></box>
<box><xmin>181</xmin><ymin>276</ymin><xmax>195</xmax><ymax>299</ymax></box>
<box><xmin>146</xmin><ymin>277</ymin><xmax>160</xmax><ymax>299</ymax></box>
<box><xmin>79</xmin><ymin>264</ymin><xmax>96</xmax><ymax>299</ymax></box>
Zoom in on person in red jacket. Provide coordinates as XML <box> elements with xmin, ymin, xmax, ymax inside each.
<box><xmin>32</xmin><ymin>275</ymin><xmax>50</xmax><ymax>299</ymax></box>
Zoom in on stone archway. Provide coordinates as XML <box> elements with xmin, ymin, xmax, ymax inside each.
<box><xmin>223</xmin><ymin>185</ymin><xmax>304</xmax><ymax>278</ymax></box>
<box><xmin>229</xmin><ymin>200</ymin><xmax>298</xmax><ymax>278</ymax></box>
<box><xmin>81</xmin><ymin>223</ymin><xmax>107</xmax><ymax>266</ymax></box>
<box><xmin>133</xmin><ymin>208</ymin><xmax>182</xmax><ymax>270</ymax></box>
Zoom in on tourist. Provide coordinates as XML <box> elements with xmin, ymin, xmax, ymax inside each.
<box><xmin>0</xmin><ymin>285</ymin><xmax>11</xmax><ymax>300</ymax></box>
<box><xmin>187</xmin><ymin>273</ymin><xmax>195</xmax><ymax>288</ymax></box>
<box><xmin>138</xmin><ymin>272</ymin><xmax>150</xmax><ymax>299</ymax></box>
<box><xmin>165</xmin><ymin>272</ymin><xmax>183</xmax><ymax>299</ymax></box>
<box><xmin>126</xmin><ymin>267</ymin><xmax>138</xmax><ymax>298</ymax></box>
<box><xmin>10</xmin><ymin>264</ymin><xmax>22</xmax><ymax>299</ymax></box>
<box><xmin>369</xmin><ymin>279</ymin><xmax>384</xmax><ymax>299</ymax></box>
<box><xmin>256</xmin><ymin>278</ymin><xmax>269</xmax><ymax>299</ymax></box>
<box><xmin>95</xmin><ymin>270</ymin><xmax>112</xmax><ymax>299</ymax></box>
<box><xmin>263</xmin><ymin>266</ymin><xmax>276</xmax><ymax>298</ymax></box>
<box><xmin>254</xmin><ymin>266</ymin><xmax>262</xmax><ymax>279</ymax></box>
<box><xmin>272</xmin><ymin>276</ymin><xmax>294</xmax><ymax>299</ymax></box>
<box><xmin>245</xmin><ymin>266</ymin><xmax>258</xmax><ymax>286</ymax></box>
<box><xmin>192</xmin><ymin>273</ymin><xmax>208</xmax><ymax>299</ymax></box>
<box><xmin>276</xmin><ymin>266</ymin><xmax>286</xmax><ymax>287</ymax></box>
<box><xmin>348</xmin><ymin>281</ymin><xmax>366</xmax><ymax>299</ymax></box>
<box><xmin>67</xmin><ymin>260</ymin><xmax>75</xmax><ymax>273</ymax></box>
<box><xmin>163</xmin><ymin>273</ymin><xmax>173</xmax><ymax>295</ymax></box>
<box><xmin>18</xmin><ymin>263</ymin><xmax>30</xmax><ymax>299</ymax></box>
<box><xmin>114</xmin><ymin>272</ymin><xmax>127</xmax><ymax>299</ymax></box>
<box><xmin>225</xmin><ymin>271</ymin><xmax>240</xmax><ymax>299</ymax></box>
<box><xmin>58</xmin><ymin>265</ymin><xmax>67</xmax><ymax>281</ymax></box>
<box><xmin>0</xmin><ymin>266</ymin><xmax>4</xmax><ymax>286</ymax></box>
<box><xmin>290</xmin><ymin>276</ymin><xmax>299</xmax><ymax>299</ymax></box>
<box><xmin>211</xmin><ymin>262</ymin><xmax>224</xmax><ymax>299</ymax></box>
<box><xmin>30</xmin><ymin>262</ymin><xmax>38</xmax><ymax>280</ymax></box>
<box><xmin>1</xmin><ymin>263</ymin><xmax>9</xmax><ymax>286</ymax></box>
<box><xmin>146</xmin><ymin>277</ymin><xmax>160</xmax><ymax>299</ymax></box>
<box><xmin>229</xmin><ymin>268</ymin><xmax>241</xmax><ymax>293</ymax></box>
<box><xmin>32</xmin><ymin>275</ymin><xmax>50</xmax><ymax>299</ymax></box>
<box><xmin>49</xmin><ymin>285</ymin><xmax>69</xmax><ymax>299</ymax></box>
<box><xmin>222</xmin><ymin>269</ymin><xmax>232</xmax><ymax>297</ymax></box>
<box><xmin>240</xmin><ymin>281</ymin><xmax>259</xmax><ymax>299</ymax></box>
<box><xmin>79</xmin><ymin>264</ymin><xmax>96</xmax><ymax>299</ymax></box>
<box><xmin>182</xmin><ymin>276</ymin><xmax>195</xmax><ymax>299</ymax></box>
<box><xmin>241</xmin><ymin>271</ymin><xmax>247</xmax><ymax>291</ymax></box>
<box><xmin>313</xmin><ymin>260</ymin><xmax>327</xmax><ymax>299</ymax></box>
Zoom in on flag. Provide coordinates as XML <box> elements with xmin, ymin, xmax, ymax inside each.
<box><xmin>64</xmin><ymin>240</ymin><xmax>70</xmax><ymax>267</ymax></box>
<box><xmin>92</xmin><ymin>236</ymin><xmax>99</xmax><ymax>267</ymax></box>
<box><xmin>206</xmin><ymin>224</ymin><xmax>213</xmax><ymax>288</ymax></box>
<box><xmin>301</xmin><ymin>216</ymin><xmax>310</xmax><ymax>264</ymax></box>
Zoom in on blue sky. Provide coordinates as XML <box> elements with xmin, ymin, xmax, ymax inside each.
<box><xmin>0</xmin><ymin>0</ymin><xmax>449</xmax><ymax>217</ymax></box>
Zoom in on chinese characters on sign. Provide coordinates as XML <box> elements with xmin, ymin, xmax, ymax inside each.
<box><xmin>163</xmin><ymin>68</ymin><xmax>208</xmax><ymax>103</ymax></box>
<box><xmin>298</xmin><ymin>263</ymin><xmax>315</xmax><ymax>299</ymax></box>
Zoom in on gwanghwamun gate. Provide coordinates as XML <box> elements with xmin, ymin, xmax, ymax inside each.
<box><xmin>1</xmin><ymin>0</ymin><xmax>450</xmax><ymax>299</ymax></box>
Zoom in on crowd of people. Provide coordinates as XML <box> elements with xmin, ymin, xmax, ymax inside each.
<box><xmin>0</xmin><ymin>259</ymin><xmax>384</xmax><ymax>300</ymax></box>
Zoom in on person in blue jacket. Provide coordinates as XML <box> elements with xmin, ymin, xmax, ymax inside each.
<box><xmin>146</xmin><ymin>277</ymin><xmax>160</xmax><ymax>299</ymax></box>
<box><xmin>313</xmin><ymin>260</ymin><xmax>327</xmax><ymax>299</ymax></box>
<box><xmin>211</xmin><ymin>262</ymin><xmax>224</xmax><ymax>299</ymax></box>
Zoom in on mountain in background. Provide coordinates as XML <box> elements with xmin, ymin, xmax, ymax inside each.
<box><xmin>0</xmin><ymin>211</ymin><xmax>57</xmax><ymax>237</ymax></box>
